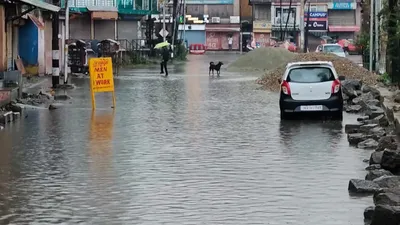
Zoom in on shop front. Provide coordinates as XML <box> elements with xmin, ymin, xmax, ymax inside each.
<box><xmin>327</xmin><ymin>1</ymin><xmax>359</xmax><ymax>39</ymax></box>
<box><xmin>253</xmin><ymin>21</ymin><xmax>272</xmax><ymax>47</ymax></box>
<box><xmin>178</xmin><ymin>24</ymin><xmax>206</xmax><ymax>46</ymax></box>
<box><xmin>205</xmin><ymin>24</ymin><xmax>240</xmax><ymax>50</ymax></box>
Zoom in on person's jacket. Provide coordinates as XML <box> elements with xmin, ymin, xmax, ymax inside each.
<box><xmin>162</xmin><ymin>48</ymin><xmax>170</xmax><ymax>61</ymax></box>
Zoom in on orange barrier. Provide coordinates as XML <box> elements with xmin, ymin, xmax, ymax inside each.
<box><xmin>189</xmin><ymin>44</ymin><xmax>206</xmax><ymax>54</ymax></box>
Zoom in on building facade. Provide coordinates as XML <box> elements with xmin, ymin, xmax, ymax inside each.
<box><xmin>249</xmin><ymin>0</ymin><xmax>361</xmax><ymax>48</ymax></box>
<box><xmin>66</xmin><ymin>0</ymin><xmax>156</xmax><ymax>41</ymax></box>
<box><xmin>0</xmin><ymin>0</ymin><xmax>60</xmax><ymax>75</ymax></box>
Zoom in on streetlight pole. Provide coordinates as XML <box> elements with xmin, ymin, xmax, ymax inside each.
<box><xmin>183</xmin><ymin>0</ymin><xmax>186</xmax><ymax>45</ymax></box>
<box><xmin>369</xmin><ymin>0</ymin><xmax>374</xmax><ymax>71</ymax></box>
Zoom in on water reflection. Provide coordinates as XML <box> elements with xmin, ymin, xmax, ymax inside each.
<box><xmin>88</xmin><ymin>110</ymin><xmax>115</xmax><ymax>176</ymax></box>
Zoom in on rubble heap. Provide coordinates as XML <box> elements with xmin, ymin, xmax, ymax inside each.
<box><xmin>256</xmin><ymin>52</ymin><xmax>379</xmax><ymax>91</ymax></box>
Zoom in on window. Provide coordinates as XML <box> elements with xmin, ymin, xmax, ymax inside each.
<box><xmin>287</xmin><ymin>67</ymin><xmax>335</xmax><ymax>83</ymax></box>
<box><xmin>275</xmin><ymin>8</ymin><xmax>296</xmax><ymax>24</ymax></box>
<box><xmin>254</xmin><ymin>4</ymin><xmax>271</xmax><ymax>21</ymax></box>
<box><xmin>323</xmin><ymin>45</ymin><xmax>344</xmax><ymax>53</ymax></box>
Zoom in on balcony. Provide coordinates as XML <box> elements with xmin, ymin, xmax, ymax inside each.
<box><xmin>273</xmin><ymin>17</ymin><xmax>296</xmax><ymax>26</ymax></box>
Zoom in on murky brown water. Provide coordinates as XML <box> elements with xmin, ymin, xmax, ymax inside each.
<box><xmin>0</xmin><ymin>53</ymin><xmax>372</xmax><ymax>224</ymax></box>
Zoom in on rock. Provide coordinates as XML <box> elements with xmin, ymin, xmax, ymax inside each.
<box><xmin>345</xmin><ymin>104</ymin><xmax>363</xmax><ymax>113</ymax></box>
<box><xmin>364</xmin><ymin>159</ymin><xmax>370</xmax><ymax>163</ymax></box>
<box><xmin>348</xmin><ymin>179</ymin><xmax>381</xmax><ymax>194</ymax></box>
<box><xmin>373</xmin><ymin>114</ymin><xmax>390</xmax><ymax>127</ymax></box>
<box><xmin>345</xmin><ymin>124</ymin><xmax>362</xmax><ymax>134</ymax></box>
<box><xmin>370</xmin><ymin>151</ymin><xmax>385</xmax><ymax>165</ymax></box>
<box><xmin>369</xmin><ymin>127</ymin><xmax>386</xmax><ymax>140</ymax></box>
<box><xmin>48</xmin><ymin>104</ymin><xmax>57</xmax><ymax>110</ymax></box>
<box><xmin>366</xmin><ymin>169</ymin><xmax>393</xmax><ymax>180</ymax></box>
<box><xmin>358</xmin><ymin>116</ymin><xmax>370</xmax><ymax>122</ymax></box>
<box><xmin>393</xmin><ymin>105</ymin><xmax>400</xmax><ymax>112</ymax></box>
<box><xmin>374</xmin><ymin>192</ymin><xmax>400</xmax><ymax>206</ymax></box>
<box><xmin>360</xmin><ymin>124</ymin><xmax>379</xmax><ymax>133</ymax></box>
<box><xmin>373</xmin><ymin>176</ymin><xmax>400</xmax><ymax>189</ymax></box>
<box><xmin>367</xmin><ymin>99</ymin><xmax>381</xmax><ymax>107</ymax></box>
<box><xmin>371</xmin><ymin>205</ymin><xmax>400</xmax><ymax>225</ymax></box>
<box><xmin>366</xmin><ymin>106</ymin><xmax>385</xmax><ymax>118</ymax></box>
<box><xmin>366</xmin><ymin>164</ymin><xmax>382</xmax><ymax>170</ymax></box>
<box><xmin>358</xmin><ymin>138</ymin><xmax>379</xmax><ymax>149</ymax></box>
<box><xmin>394</xmin><ymin>92</ymin><xmax>400</xmax><ymax>103</ymax></box>
<box><xmin>362</xmin><ymin>85</ymin><xmax>382</xmax><ymax>100</ymax></box>
<box><xmin>364</xmin><ymin>206</ymin><xmax>375</xmax><ymax>221</ymax></box>
<box><xmin>342</xmin><ymin>80</ymin><xmax>361</xmax><ymax>99</ymax></box>
<box><xmin>377</xmin><ymin>136</ymin><xmax>398</xmax><ymax>151</ymax></box>
<box><xmin>54</xmin><ymin>94</ymin><xmax>71</xmax><ymax>101</ymax></box>
<box><xmin>381</xmin><ymin>150</ymin><xmax>400</xmax><ymax>172</ymax></box>
<box><xmin>348</xmin><ymin>133</ymin><xmax>369</xmax><ymax>145</ymax></box>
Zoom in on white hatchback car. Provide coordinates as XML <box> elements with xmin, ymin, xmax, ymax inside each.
<box><xmin>279</xmin><ymin>61</ymin><xmax>345</xmax><ymax>120</ymax></box>
<box><xmin>316</xmin><ymin>44</ymin><xmax>346</xmax><ymax>58</ymax></box>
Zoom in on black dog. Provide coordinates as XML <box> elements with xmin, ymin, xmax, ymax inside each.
<box><xmin>209</xmin><ymin>62</ymin><xmax>224</xmax><ymax>76</ymax></box>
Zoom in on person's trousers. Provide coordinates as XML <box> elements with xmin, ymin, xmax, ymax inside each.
<box><xmin>160</xmin><ymin>60</ymin><xmax>168</xmax><ymax>75</ymax></box>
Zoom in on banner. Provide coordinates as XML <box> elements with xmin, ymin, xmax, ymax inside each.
<box><xmin>304</xmin><ymin>12</ymin><xmax>327</xmax><ymax>18</ymax></box>
<box><xmin>305</xmin><ymin>21</ymin><xmax>327</xmax><ymax>31</ymax></box>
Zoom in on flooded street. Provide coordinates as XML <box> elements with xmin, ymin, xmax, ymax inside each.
<box><xmin>0</xmin><ymin>53</ymin><xmax>372</xmax><ymax>224</ymax></box>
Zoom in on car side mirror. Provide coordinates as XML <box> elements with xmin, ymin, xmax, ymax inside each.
<box><xmin>339</xmin><ymin>75</ymin><xmax>345</xmax><ymax>81</ymax></box>
<box><xmin>278</xmin><ymin>78</ymin><xmax>282</xmax><ymax>84</ymax></box>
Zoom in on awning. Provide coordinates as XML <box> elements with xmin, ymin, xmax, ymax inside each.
<box><xmin>28</xmin><ymin>14</ymin><xmax>44</xmax><ymax>29</ymax></box>
<box><xmin>205</xmin><ymin>27</ymin><xmax>240</xmax><ymax>32</ymax></box>
<box><xmin>87</xmin><ymin>6</ymin><xmax>118</xmax><ymax>12</ymax></box>
<box><xmin>18</xmin><ymin>0</ymin><xmax>60</xmax><ymax>12</ymax></box>
<box><xmin>329</xmin><ymin>26</ymin><xmax>360</xmax><ymax>32</ymax></box>
<box><xmin>91</xmin><ymin>11</ymin><xmax>118</xmax><ymax>20</ymax></box>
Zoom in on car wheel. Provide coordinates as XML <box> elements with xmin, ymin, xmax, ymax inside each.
<box><xmin>280</xmin><ymin>111</ymin><xmax>290</xmax><ymax>120</ymax></box>
<box><xmin>331</xmin><ymin>111</ymin><xmax>343</xmax><ymax>120</ymax></box>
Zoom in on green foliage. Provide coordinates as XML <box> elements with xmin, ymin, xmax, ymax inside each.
<box><xmin>377</xmin><ymin>72</ymin><xmax>391</xmax><ymax>84</ymax></box>
<box><xmin>174</xmin><ymin>44</ymin><xmax>188</xmax><ymax>61</ymax></box>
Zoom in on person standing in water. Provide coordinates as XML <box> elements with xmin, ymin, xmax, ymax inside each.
<box><xmin>160</xmin><ymin>46</ymin><xmax>170</xmax><ymax>76</ymax></box>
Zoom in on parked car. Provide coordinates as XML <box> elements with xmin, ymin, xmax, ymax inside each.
<box><xmin>315</xmin><ymin>44</ymin><xmax>346</xmax><ymax>58</ymax></box>
<box><xmin>279</xmin><ymin>61</ymin><xmax>345</xmax><ymax>120</ymax></box>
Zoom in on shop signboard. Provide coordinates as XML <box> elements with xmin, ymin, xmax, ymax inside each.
<box><xmin>304</xmin><ymin>21</ymin><xmax>328</xmax><ymax>31</ymax></box>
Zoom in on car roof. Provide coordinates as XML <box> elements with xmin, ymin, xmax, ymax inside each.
<box><xmin>286</xmin><ymin>61</ymin><xmax>334</xmax><ymax>68</ymax></box>
<box><xmin>321</xmin><ymin>44</ymin><xmax>341</xmax><ymax>47</ymax></box>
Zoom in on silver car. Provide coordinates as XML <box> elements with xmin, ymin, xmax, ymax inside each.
<box><xmin>279</xmin><ymin>61</ymin><xmax>345</xmax><ymax>120</ymax></box>
<box><xmin>316</xmin><ymin>44</ymin><xmax>347</xmax><ymax>58</ymax></box>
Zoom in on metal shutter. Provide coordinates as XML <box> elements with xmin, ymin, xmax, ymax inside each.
<box><xmin>328</xmin><ymin>10</ymin><xmax>356</xmax><ymax>26</ymax></box>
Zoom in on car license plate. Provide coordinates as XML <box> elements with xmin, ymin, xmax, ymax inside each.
<box><xmin>300</xmin><ymin>105</ymin><xmax>323</xmax><ymax>111</ymax></box>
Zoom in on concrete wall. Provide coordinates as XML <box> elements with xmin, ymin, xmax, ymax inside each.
<box><xmin>44</xmin><ymin>20</ymin><xmax>53</xmax><ymax>75</ymax></box>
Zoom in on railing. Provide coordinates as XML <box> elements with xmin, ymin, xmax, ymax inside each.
<box><xmin>273</xmin><ymin>17</ymin><xmax>296</xmax><ymax>25</ymax></box>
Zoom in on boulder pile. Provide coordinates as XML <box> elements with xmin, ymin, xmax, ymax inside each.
<box><xmin>344</xmin><ymin>80</ymin><xmax>400</xmax><ymax>225</ymax></box>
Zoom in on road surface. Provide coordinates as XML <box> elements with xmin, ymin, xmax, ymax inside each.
<box><xmin>0</xmin><ymin>53</ymin><xmax>372</xmax><ymax>224</ymax></box>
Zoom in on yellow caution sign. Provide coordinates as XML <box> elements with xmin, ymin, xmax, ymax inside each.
<box><xmin>89</xmin><ymin>57</ymin><xmax>116</xmax><ymax>109</ymax></box>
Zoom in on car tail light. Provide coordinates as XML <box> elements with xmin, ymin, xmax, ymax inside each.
<box><xmin>281</xmin><ymin>81</ymin><xmax>291</xmax><ymax>95</ymax></box>
<box><xmin>332</xmin><ymin>79</ymin><xmax>341</xmax><ymax>93</ymax></box>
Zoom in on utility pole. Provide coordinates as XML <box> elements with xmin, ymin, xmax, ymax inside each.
<box><xmin>299</xmin><ymin>0</ymin><xmax>305</xmax><ymax>52</ymax></box>
<box><xmin>183</xmin><ymin>0</ymin><xmax>186</xmax><ymax>45</ymax></box>
<box><xmin>303</xmin><ymin>1</ymin><xmax>310</xmax><ymax>52</ymax></box>
<box><xmin>374</xmin><ymin>0</ymin><xmax>379</xmax><ymax>73</ymax></box>
<box><xmin>64</xmin><ymin>0</ymin><xmax>69</xmax><ymax>84</ymax></box>
<box><xmin>52</xmin><ymin>11</ymin><xmax>60</xmax><ymax>88</ymax></box>
<box><xmin>369</xmin><ymin>0</ymin><xmax>374</xmax><ymax>71</ymax></box>
<box><xmin>162</xmin><ymin>0</ymin><xmax>166</xmax><ymax>42</ymax></box>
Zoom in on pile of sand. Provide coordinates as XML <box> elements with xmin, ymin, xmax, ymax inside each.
<box><xmin>227</xmin><ymin>48</ymin><xmax>296</xmax><ymax>72</ymax></box>
<box><xmin>256</xmin><ymin>52</ymin><xmax>380</xmax><ymax>91</ymax></box>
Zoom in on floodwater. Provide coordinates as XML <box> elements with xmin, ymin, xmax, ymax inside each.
<box><xmin>0</xmin><ymin>53</ymin><xmax>372</xmax><ymax>224</ymax></box>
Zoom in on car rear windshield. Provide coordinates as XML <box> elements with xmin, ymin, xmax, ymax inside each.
<box><xmin>287</xmin><ymin>67</ymin><xmax>335</xmax><ymax>83</ymax></box>
<box><xmin>323</xmin><ymin>45</ymin><xmax>343</xmax><ymax>53</ymax></box>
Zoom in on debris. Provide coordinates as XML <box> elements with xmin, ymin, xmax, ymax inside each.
<box><xmin>257</xmin><ymin>52</ymin><xmax>380</xmax><ymax>91</ymax></box>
